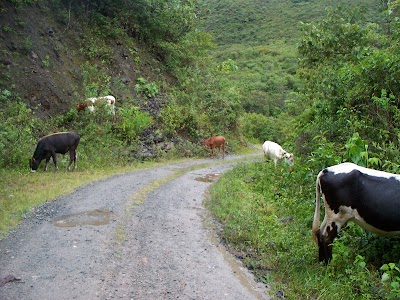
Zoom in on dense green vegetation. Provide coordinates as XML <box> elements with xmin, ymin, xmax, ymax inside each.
<box><xmin>296</xmin><ymin>3</ymin><xmax>400</xmax><ymax>170</ymax></box>
<box><xmin>206</xmin><ymin>0</ymin><xmax>400</xmax><ymax>299</ymax></box>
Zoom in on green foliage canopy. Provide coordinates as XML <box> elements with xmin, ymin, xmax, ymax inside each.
<box><xmin>297</xmin><ymin>4</ymin><xmax>400</xmax><ymax>161</ymax></box>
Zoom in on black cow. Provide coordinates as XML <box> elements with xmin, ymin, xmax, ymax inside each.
<box><xmin>29</xmin><ymin>132</ymin><xmax>80</xmax><ymax>172</ymax></box>
<box><xmin>312</xmin><ymin>162</ymin><xmax>400</xmax><ymax>264</ymax></box>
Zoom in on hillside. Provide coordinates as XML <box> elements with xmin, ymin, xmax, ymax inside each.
<box><xmin>0</xmin><ymin>0</ymin><xmax>382</xmax><ymax>119</ymax></box>
<box><xmin>0</xmin><ymin>1</ymin><xmax>170</xmax><ymax>117</ymax></box>
<box><xmin>0</xmin><ymin>0</ymin><xmax>389</xmax><ymax>169</ymax></box>
<box><xmin>199</xmin><ymin>0</ymin><xmax>384</xmax><ymax>117</ymax></box>
<box><xmin>201</xmin><ymin>0</ymin><xmax>383</xmax><ymax>47</ymax></box>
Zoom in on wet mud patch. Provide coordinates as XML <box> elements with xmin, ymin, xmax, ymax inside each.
<box><xmin>53</xmin><ymin>208</ymin><xmax>113</xmax><ymax>227</ymax></box>
<box><xmin>195</xmin><ymin>173</ymin><xmax>220</xmax><ymax>182</ymax></box>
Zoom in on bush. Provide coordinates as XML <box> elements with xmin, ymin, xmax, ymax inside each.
<box><xmin>0</xmin><ymin>99</ymin><xmax>42</xmax><ymax>169</ymax></box>
<box><xmin>134</xmin><ymin>78</ymin><xmax>159</xmax><ymax>98</ymax></box>
<box><xmin>113</xmin><ymin>106</ymin><xmax>152</xmax><ymax>144</ymax></box>
<box><xmin>239</xmin><ymin>112</ymin><xmax>292</xmax><ymax>144</ymax></box>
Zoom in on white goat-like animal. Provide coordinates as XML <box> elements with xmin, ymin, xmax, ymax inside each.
<box><xmin>262</xmin><ymin>141</ymin><xmax>294</xmax><ymax>166</ymax></box>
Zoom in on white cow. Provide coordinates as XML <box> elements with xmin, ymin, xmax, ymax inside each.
<box><xmin>85</xmin><ymin>95</ymin><xmax>116</xmax><ymax>116</ymax></box>
<box><xmin>262</xmin><ymin>141</ymin><xmax>294</xmax><ymax>166</ymax></box>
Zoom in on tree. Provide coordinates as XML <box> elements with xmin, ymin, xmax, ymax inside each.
<box><xmin>296</xmin><ymin>3</ymin><xmax>400</xmax><ymax>156</ymax></box>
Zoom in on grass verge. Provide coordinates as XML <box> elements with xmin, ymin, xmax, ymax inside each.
<box><xmin>0</xmin><ymin>159</ymin><xmax>185</xmax><ymax>239</ymax></box>
<box><xmin>206</xmin><ymin>161</ymin><xmax>399</xmax><ymax>299</ymax></box>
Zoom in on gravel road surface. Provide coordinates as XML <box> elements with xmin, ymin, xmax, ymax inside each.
<box><xmin>0</xmin><ymin>155</ymin><xmax>270</xmax><ymax>300</ymax></box>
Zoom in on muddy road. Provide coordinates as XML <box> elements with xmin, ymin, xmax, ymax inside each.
<box><xmin>0</xmin><ymin>155</ymin><xmax>270</xmax><ymax>300</ymax></box>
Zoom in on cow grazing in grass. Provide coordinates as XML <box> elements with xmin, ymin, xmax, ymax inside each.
<box><xmin>77</xmin><ymin>95</ymin><xmax>116</xmax><ymax>117</ymax></box>
<box><xmin>76</xmin><ymin>102</ymin><xmax>87</xmax><ymax>112</ymax></box>
<box><xmin>203</xmin><ymin>136</ymin><xmax>226</xmax><ymax>159</ymax></box>
<box><xmin>29</xmin><ymin>132</ymin><xmax>80</xmax><ymax>172</ymax></box>
<box><xmin>86</xmin><ymin>95</ymin><xmax>115</xmax><ymax>114</ymax></box>
<box><xmin>313</xmin><ymin>163</ymin><xmax>400</xmax><ymax>264</ymax></box>
<box><xmin>262</xmin><ymin>141</ymin><xmax>293</xmax><ymax>167</ymax></box>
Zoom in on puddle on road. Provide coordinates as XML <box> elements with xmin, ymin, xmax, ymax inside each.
<box><xmin>53</xmin><ymin>208</ymin><xmax>113</xmax><ymax>227</ymax></box>
<box><xmin>195</xmin><ymin>173</ymin><xmax>220</xmax><ymax>182</ymax></box>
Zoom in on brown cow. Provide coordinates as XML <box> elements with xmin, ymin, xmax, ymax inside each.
<box><xmin>76</xmin><ymin>102</ymin><xmax>87</xmax><ymax>112</ymax></box>
<box><xmin>203</xmin><ymin>136</ymin><xmax>226</xmax><ymax>159</ymax></box>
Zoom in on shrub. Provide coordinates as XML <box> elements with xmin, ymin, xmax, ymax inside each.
<box><xmin>134</xmin><ymin>77</ymin><xmax>159</xmax><ymax>98</ymax></box>
<box><xmin>0</xmin><ymin>99</ymin><xmax>39</xmax><ymax>169</ymax></box>
<box><xmin>239</xmin><ymin>112</ymin><xmax>291</xmax><ymax>144</ymax></box>
<box><xmin>113</xmin><ymin>106</ymin><xmax>152</xmax><ymax>144</ymax></box>
<box><xmin>381</xmin><ymin>263</ymin><xmax>400</xmax><ymax>299</ymax></box>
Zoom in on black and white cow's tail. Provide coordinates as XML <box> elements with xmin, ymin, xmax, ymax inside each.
<box><xmin>312</xmin><ymin>170</ymin><xmax>323</xmax><ymax>245</ymax></box>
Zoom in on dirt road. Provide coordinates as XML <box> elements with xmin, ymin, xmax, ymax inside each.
<box><xmin>0</xmin><ymin>155</ymin><xmax>270</xmax><ymax>300</ymax></box>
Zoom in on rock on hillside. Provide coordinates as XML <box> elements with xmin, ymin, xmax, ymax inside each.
<box><xmin>0</xmin><ymin>1</ymin><xmax>171</xmax><ymax>117</ymax></box>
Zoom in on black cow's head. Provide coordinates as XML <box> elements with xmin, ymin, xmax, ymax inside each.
<box><xmin>317</xmin><ymin>222</ymin><xmax>338</xmax><ymax>265</ymax></box>
<box><xmin>29</xmin><ymin>157</ymin><xmax>39</xmax><ymax>172</ymax></box>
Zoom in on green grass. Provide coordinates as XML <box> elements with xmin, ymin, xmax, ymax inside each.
<box><xmin>207</xmin><ymin>160</ymin><xmax>397</xmax><ymax>299</ymax></box>
<box><xmin>0</xmin><ymin>160</ymin><xmax>179</xmax><ymax>238</ymax></box>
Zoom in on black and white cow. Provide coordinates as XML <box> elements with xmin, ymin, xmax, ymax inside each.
<box><xmin>29</xmin><ymin>132</ymin><xmax>80</xmax><ymax>172</ymax></box>
<box><xmin>313</xmin><ymin>162</ymin><xmax>400</xmax><ymax>264</ymax></box>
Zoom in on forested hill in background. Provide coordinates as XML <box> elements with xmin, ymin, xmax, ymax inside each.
<box><xmin>199</xmin><ymin>0</ymin><xmax>384</xmax><ymax>144</ymax></box>
<box><xmin>201</xmin><ymin>0</ymin><xmax>383</xmax><ymax>46</ymax></box>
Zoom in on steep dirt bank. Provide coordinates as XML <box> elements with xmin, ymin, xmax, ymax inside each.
<box><xmin>0</xmin><ymin>154</ymin><xmax>270</xmax><ymax>300</ymax></box>
<box><xmin>0</xmin><ymin>2</ymin><xmax>169</xmax><ymax>117</ymax></box>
